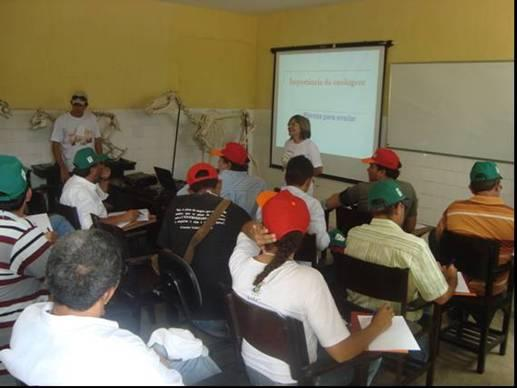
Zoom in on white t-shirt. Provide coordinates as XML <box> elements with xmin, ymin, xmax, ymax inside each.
<box><xmin>0</xmin><ymin>302</ymin><xmax>182</xmax><ymax>386</ymax></box>
<box><xmin>229</xmin><ymin>233</ymin><xmax>349</xmax><ymax>384</ymax></box>
<box><xmin>60</xmin><ymin>175</ymin><xmax>109</xmax><ymax>229</ymax></box>
<box><xmin>282</xmin><ymin>138</ymin><xmax>323</xmax><ymax>169</ymax></box>
<box><xmin>51</xmin><ymin>111</ymin><xmax>101</xmax><ymax>172</ymax></box>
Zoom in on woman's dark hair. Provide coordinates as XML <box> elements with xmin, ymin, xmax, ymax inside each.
<box><xmin>0</xmin><ymin>187</ymin><xmax>29</xmax><ymax>211</ymax></box>
<box><xmin>222</xmin><ymin>157</ymin><xmax>248</xmax><ymax>172</ymax></box>
<box><xmin>253</xmin><ymin>231</ymin><xmax>304</xmax><ymax>287</ymax></box>
<box><xmin>46</xmin><ymin>229</ymin><xmax>124</xmax><ymax>311</ymax></box>
<box><xmin>288</xmin><ymin>115</ymin><xmax>311</xmax><ymax>140</ymax></box>
<box><xmin>470</xmin><ymin>179</ymin><xmax>500</xmax><ymax>194</ymax></box>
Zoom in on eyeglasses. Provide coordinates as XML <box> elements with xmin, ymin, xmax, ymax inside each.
<box><xmin>71</xmin><ymin>95</ymin><xmax>87</xmax><ymax>101</ymax></box>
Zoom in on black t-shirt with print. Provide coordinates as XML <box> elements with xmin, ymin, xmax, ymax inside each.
<box><xmin>158</xmin><ymin>192</ymin><xmax>251</xmax><ymax>320</ymax></box>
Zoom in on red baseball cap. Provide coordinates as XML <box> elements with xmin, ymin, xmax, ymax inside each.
<box><xmin>211</xmin><ymin>142</ymin><xmax>249</xmax><ymax>166</ymax></box>
<box><xmin>186</xmin><ymin>163</ymin><xmax>219</xmax><ymax>186</ymax></box>
<box><xmin>261</xmin><ymin>190</ymin><xmax>310</xmax><ymax>240</ymax></box>
<box><xmin>361</xmin><ymin>148</ymin><xmax>401</xmax><ymax>170</ymax></box>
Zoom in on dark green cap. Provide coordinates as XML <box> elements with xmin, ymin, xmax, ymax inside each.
<box><xmin>470</xmin><ymin>161</ymin><xmax>502</xmax><ymax>183</ymax></box>
<box><xmin>0</xmin><ymin>155</ymin><xmax>28</xmax><ymax>202</ymax></box>
<box><xmin>73</xmin><ymin>148</ymin><xmax>107</xmax><ymax>169</ymax></box>
<box><xmin>368</xmin><ymin>179</ymin><xmax>407</xmax><ymax>211</ymax></box>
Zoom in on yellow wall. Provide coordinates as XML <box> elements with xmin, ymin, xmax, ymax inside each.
<box><xmin>0</xmin><ymin>0</ymin><xmax>513</xmax><ymax>110</ymax></box>
<box><xmin>255</xmin><ymin>0</ymin><xmax>514</xmax><ymax>108</ymax></box>
<box><xmin>0</xmin><ymin>0</ymin><xmax>257</xmax><ymax>109</ymax></box>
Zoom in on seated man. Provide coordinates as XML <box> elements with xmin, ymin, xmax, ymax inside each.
<box><xmin>258</xmin><ymin>155</ymin><xmax>329</xmax><ymax>263</ymax></box>
<box><xmin>0</xmin><ymin>155</ymin><xmax>56</xmax><ymax>379</ymax></box>
<box><xmin>158</xmin><ymin>163</ymin><xmax>251</xmax><ymax>337</ymax></box>
<box><xmin>345</xmin><ymin>179</ymin><xmax>458</xmax><ymax>360</ymax></box>
<box><xmin>323</xmin><ymin>148</ymin><xmax>418</xmax><ymax>233</ymax></box>
<box><xmin>433</xmin><ymin>161</ymin><xmax>514</xmax><ymax>296</ymax></box>
<box><xmin>0</xmin><ymin>229</ymin><xmax>220</xmax><ymax>386</ymax></box>
<box><xmin>177</xmin><ymin>142</ymin><xmax>266</xmax><ymax>218</ymax></box>
<box><xmin>60</xmin><ymin>148</ymin><xmax>138</xmax><ymax>229</ymax></box>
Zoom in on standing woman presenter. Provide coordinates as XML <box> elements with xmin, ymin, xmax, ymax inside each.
<box><xmin>282</xmin><ymin>115</ymin><xmax>323</xmax><ymax>194</ymax></box>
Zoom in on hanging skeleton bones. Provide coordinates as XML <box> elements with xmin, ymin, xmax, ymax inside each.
<box><xmin>0</xmin><ymin>100</ymin><xmax>12</xmax><ymax>119</ymax></box>
<box><xmin>144</xmin><ymin>90</ymin><xmax>255</xmax><ymax>156</ymax></box>
<box><xmin>29</xmin><ymin>109</ymin><xmax>127</xmax><ymax>160</ymax></box>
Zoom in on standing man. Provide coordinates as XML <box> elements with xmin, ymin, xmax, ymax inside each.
<box><xmin>323</xmin><ymin>148</ymin><xmax>418</xmax><ymax>233</ymax></box>
<box><xmin>433</xmin><ymin>161</ymin><xmax>514</xmax><ymax>296</ymax></box>
<box><xmin>0</xmin><ymin>156</ymin><xmax>55</xmax><ymax>380</ymax></box>
<box><xmin>51</xmin><ymin>91</ymin><xmax>103</xmax><ymax>183</ymax></box>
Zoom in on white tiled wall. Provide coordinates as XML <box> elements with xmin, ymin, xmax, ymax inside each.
<box><xmin>252</xmin><ymin>109</ymin><xmax>514</xmax><ymax>227</ymax></box>
<box><xmin>1</xmin><ymin>108</ymin><xmax>513</xmax><ymax>227</ymax></box>
<box><xmin>0</xmin><ymin>108</ymin><xmax>249</xmax><ymax>187</ymax></box>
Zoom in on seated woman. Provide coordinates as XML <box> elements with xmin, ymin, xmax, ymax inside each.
<box><xmin>229</xmin><ymin>190</ymin><xmax>393</xmax><ymax>385</ymax></box>
<box><xmin>0</xmin><ymin>229</ymin><xmax>220</xmax><ymax>386</ymax></box>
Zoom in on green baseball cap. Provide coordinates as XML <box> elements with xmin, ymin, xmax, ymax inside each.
<box><xmin>470</xmin><ymin>161</ymin><xmax>502</xmax><ymax>183</ymax></box>
<box><xmin>368</xmin><ymin>179</ymin><xmax>407</xmax><ymax>211</ymax></box>
<box><xmin>73</xmin><ymin>148</ymin><xmax>107</xmax><ymax>169</ymax></box>
<box><xmin>0</xmin><ymin>155</ymin><xmax>29</xmax><ymax>202</ymax></box>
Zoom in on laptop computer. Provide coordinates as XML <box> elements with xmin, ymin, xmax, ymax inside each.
<box><xmin>153</xmin><ymin>166</ymin><xmax>177</xmax><ymax>194</ymax></box>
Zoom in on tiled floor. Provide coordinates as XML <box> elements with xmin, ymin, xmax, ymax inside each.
<box><xmin>142</xmin><ymin>303</ymin><xmax>514</xmax><ymax>386</ymax></box>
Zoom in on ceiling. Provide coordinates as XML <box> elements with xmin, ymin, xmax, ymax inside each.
<box><xmin>160</xmin><ymin>0</ymin><xmax>350</xmax><ymax>14</ymax></box>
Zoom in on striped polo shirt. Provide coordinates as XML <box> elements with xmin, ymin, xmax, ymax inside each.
<box><xmin>345</xmin><ymin>218</ymin><xmax>448</xmax><ymax>321</ymax></box>
<box><xmin>0</xmin><ymin>210</ymin><xmax>51</xmax><ymax>375</ymax></box>
<box><xmin>435</xmin><ymin>195</ymin><xmax>514</xmax><ymax>295</ymax></box>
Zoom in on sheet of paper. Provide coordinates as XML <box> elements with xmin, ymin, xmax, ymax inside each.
<box><xmin>455</xmin><ymin>271</ymin><xmax>475</xmax><ymax>296</ymax></box>
<box><xmin>109</xmin><ymin>209</ymin><xmax>149</xmax><ymax>228</ymax></box>
<box><xmin>26</xmin><ymin>213</ymin><xmax>53</xmax><ymax>232</ymax></box>
<box><xmin>358</xmin><ymin>315</ymin><xmax>420</xmax><ymax>352</ymax></box>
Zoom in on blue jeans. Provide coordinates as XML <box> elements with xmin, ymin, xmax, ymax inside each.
<box><xmin>152</xmin><ymin>343</ymin><xmax>221</xmax><ymax>385</ymax></box>
<box><xmin>245</xmin><ymin>351</ymin><xmax>382</xmax><ymax>386</ymax></box>
<box><xmin>49</xmin><ymin>214</ymin><xmax>75</xmax><ymax>237</ymax></box>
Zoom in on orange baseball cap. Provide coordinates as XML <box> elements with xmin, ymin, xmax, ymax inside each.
<box><xmin>361</xmin><ymin>148</ymin><xmax>401</xmax><ymax>170</ymax></box>
<box><xmin>186</xmin><ymin>162</ymin><xmax>219</xmax><ymax>186</ymax></box>
<box><xmin>261</xmin><ymin>190</ymin><xmax>310</xmax><ymax>240</ymax></box>
<box><xmin>211</xmin><ymin>142</ymin><xmax>249</xmax><ymax>166</ymax></box>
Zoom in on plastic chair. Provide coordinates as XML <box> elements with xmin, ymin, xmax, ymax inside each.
<box><xmin>438</xmin><ymin>230</ymin><xmax>514</xmax><ymax>374</ymax></box>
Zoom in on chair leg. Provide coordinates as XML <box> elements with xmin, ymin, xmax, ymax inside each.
<box><xmin>499</xmin><ymin>307</ymin><xmax>511</xmax><ymax>356</ymax></box>
<box><xmin>477</xmin><ymin>324</ymin><xmax>489</xmax><ymax>374</ymax></box>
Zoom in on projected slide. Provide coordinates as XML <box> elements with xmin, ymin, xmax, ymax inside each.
<box><xmin>271</xmin><ymin>45</ymin><xmax>387</xmax><ymax>182</ymax></box>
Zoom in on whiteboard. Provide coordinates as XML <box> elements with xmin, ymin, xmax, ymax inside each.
<box><xmin>387</xmin><ymin>61</ymin><xmax>514</xmax><ymax>162</ymax></box>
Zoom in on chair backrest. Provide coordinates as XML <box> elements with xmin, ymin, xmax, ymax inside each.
<box><xmin>335</xmin><ymin>206</ymin><xmax>372</xmax><ymax>236</ymax></box>
<box><xmin>224</xmin><ymin>290</ymin><xmax>310</xmax><ymax>383</ymax></box>
<box><xmin>158</xmin><ymin>249</ymin><xmax>203</xmax><ymax>321</ymax></box>
<box><xmin>440</xmin><ymin>230</ymin><xmax>505</xmax><ymax>297</ymax></box>
<box><xmin>334</xmin><ymin>252</ymin><xmax>410</xmax><ymax>316</ymax></box>
<box><xmin>293</xmin><ymin>234</ymin><xmax>317</xmax><ymax>266</ymax></box>
<box><xmin>55</xmin><ymin>202</ymin><xmax>81</xmax><ymax>230</ymax></box>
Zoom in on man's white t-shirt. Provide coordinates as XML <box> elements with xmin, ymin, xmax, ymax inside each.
<box><xmin>282</xmin><ymin>139</ymin><xmax>323</xmax><ymax>169</ymax></box>
<box><xmin>0</xmin><ymin>302</ymin><xmax>182</xmax><ymax>386</ymax></box>
<box><xmin>60</xmin><ymin>175</ymin><xmax>109</xmax><ymax>229</ymax></box>
<box><xmin>51</xmin><ymin>111</ymin><xmax>101</xmax><ymax>172</ymax></box>
<box><xmin>229</xmin><ymin>233</ymin><xmax>349</xmax><ymax>384</ymax></box>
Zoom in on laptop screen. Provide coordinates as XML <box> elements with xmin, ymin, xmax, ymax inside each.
<box><xmin>153</xmin><ymin>167</ymin><xmax>177</xmax><ymax>193</ymax></box>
